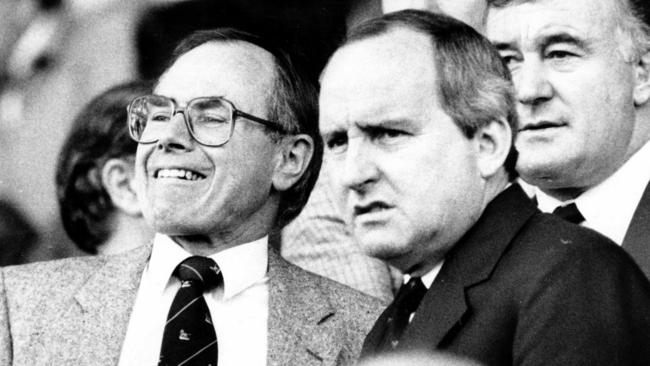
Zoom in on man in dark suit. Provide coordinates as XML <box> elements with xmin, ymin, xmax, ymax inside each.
<box><xmin>0</xmin><ymin>29</ymin><xmax>384</xmax><ymax>365</ymax></box>
<box><xmin>486</xmin><ymin>0</ymin><xmax>650</xmax><ymax>278</ymax></box>
<box><xmin>319</xmin><ymin>9</ymin><xmax>650</xmax><ymax>366</ymax></box>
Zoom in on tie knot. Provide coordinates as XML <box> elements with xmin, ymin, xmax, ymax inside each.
<box><xmin>174</xmin><ymin>256</ymin><xmax>222</xmax><ymax>291</ymax></box>
<box><xmin>552</xmin><ymin>203</ymin><xmax>585</xmax><ymax>224</ymax></box>
<box><xmin>396</xmin><ymin>277</ymin><xmax>427</xmax><ymax>314</ymax></box>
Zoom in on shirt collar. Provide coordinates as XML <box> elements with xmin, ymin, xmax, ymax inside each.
<box><xmin>147</xmin><ymin>233</ymin><xmax>269</xmax><ymax>299</ymax></box>
<box><xmin>535</xmin><ymin>140</ymin><xmax>650</xmax><ymax>244</ymax></box>
<box><xmin>404</xmin><ymin>261</ymin><xmax>444</xmax><ymax>289</ymax></box>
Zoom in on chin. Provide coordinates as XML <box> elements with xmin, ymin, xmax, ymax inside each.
<box><xmin>358</xmin><ymin>234</ymin><xmax>410</xmax><ymax>262</ymax></box>
<box><xmin>518</xmin><ymin>157</ymin><xmax>573</xmax><ymax>185</ymax></box>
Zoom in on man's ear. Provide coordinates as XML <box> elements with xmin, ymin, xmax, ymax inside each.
<box><xmin>634</xmin><ymin>50</ymin><xmax>650</xmax><ymax>107</ymax></box>
<box><xmin>475</xmin><ymin>117</ymin><xmax>512</xmax><ymax>179</ymax></box>
<box><xmin>272</xmin><ymin>134</ymin><xmax>315</xmax><ymax>192</ymax></box>
<box><xmin>101</xmin><ymin>158</ymin><xmax>142</xmax><ymax>216</ymax></box>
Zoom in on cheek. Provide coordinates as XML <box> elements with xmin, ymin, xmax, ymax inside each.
<box><xmin>134</xmin><ymin>150</ymin><xmax>151</xmax><ymax>203</ymax></box>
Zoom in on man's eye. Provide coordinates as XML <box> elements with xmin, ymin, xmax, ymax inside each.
<box><xmin>546</xmin><ymin>50</ymin><xmax>576</xmax><ymax>59</ymax></box>
<box><xmin>371</xmin><ymin>128</ymin><xmax>406</xmax><ymax>142</ymax></box>
<box><xmin>150</xmin><ymin>114</ymin><xmax>170</xmax><ymax>122</ymax></box>
<box><xmin>325</xmin><ymin>132</ymin><xmax>348</xmax><ymax>153</ymax></box>
<box><xmin>196</xmin><ymin>115</ymin><xmax>228</xmax><ymax>124</ymax></box>
<box><xmin>498</xmin><ymin>51</ymin><xmax>521</xmax><ymax>67</ymax></box>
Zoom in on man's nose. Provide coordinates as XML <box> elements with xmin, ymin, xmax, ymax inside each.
<box><xmin>514</xmin><ymin>58</ymin><xmax>553</xmax><ymax>106</ymax></box>
<box><xmin>340</xmin><ymin>138</ymin><xmax>378</xmax><ymax>194</ymax></box>
<box><xmin>157</xmin><ymin>112</ymin><xmax>193</xmax><ymax>151</ymax></box>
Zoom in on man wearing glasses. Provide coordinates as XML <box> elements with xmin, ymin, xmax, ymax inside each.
<box><xmin>0</xmin><ymin>29</ymin><xmax>384</xmax><ymax>366</ymax></box>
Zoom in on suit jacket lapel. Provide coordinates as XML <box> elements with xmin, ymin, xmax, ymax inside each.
<box><xmin>400</xmin><ymin>185</ymin><xmax>537</xmax><ymax>350</ymax></box>
<box><xmin>267</xmin><ymin>249</ymin><xmax>341</xmax><ymax>366</ymax></box>
<box><xmin>623</xmin><ymin>180</ymin><xmax>650</xmax><ymax>279</ymax></box>
<box><xmin>40</xmin><ymin>244</ymin><xmax>151</xmax><ymax>365</ymax></box>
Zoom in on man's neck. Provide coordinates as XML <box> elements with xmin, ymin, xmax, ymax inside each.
<box><xmin>170</xmin><ymin>230</ymin><xmax>269</xmax><ymax>256</ymax></box>
<box><xmin>99</xmin><ymin>215</ymin><xmax>154</xmax><ymax>256</ymax></box>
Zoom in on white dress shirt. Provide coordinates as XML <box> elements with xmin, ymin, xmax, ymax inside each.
<box><xmin>535</xmin><ymin>140</ymin><xmax>650</xmax><ymax>245</ymax></box>
<box><xmin>403</xmin><ymin>261</ymin><xmax>443</xmax><ymax>322</ymax></box>
<box><xmin>118</xmin><ymin>234</ymin><xmax>269</xmax><ymax>366</ymax></box>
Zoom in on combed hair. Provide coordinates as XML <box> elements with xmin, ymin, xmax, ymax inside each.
<box><xmin>488</xmin><ymin>0</ymin><xmax>650</xmax><ymax>62</ymax></box>
<box><xmin>345</xmin><ymin>10</ymin><xmax>519</xmax><ymax>178</ymax></box>
<box><xmin>56</xmin><ymin>81</ymin><xmax>152</xmax><ymax>253</ymax></box>
<box><xmin>167</xmin><ymin>28</ymin><xmax>322</xmax><ymax>227</ymax></box>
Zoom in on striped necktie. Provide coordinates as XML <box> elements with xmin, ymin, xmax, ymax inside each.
<box><xmin>159</xmin><ymin>256</ymin><xmax>222</xmax><ymax>366</ymax></box>
<box><xmin>376</xmin><ymin>277</ymin><xmax>427</xmax><ymax>352</ymax></box>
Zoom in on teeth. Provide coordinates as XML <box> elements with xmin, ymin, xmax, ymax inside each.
<box><xmin>157</xmin><ymin>168</ymin><xmax>202</xmax><ymax>181</ymax></box>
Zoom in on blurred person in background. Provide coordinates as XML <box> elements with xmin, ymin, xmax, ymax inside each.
<box><xmin>486</xmin><ymin>0</ymin><xmax>650</xmax><ymax>278</ymax></box>
<box><xmin>1</xmin><ymin>0</ymin><xmax>145</xmax><ymax>262</ymax></box>
<box><xmin>55</xmin><ymin>80</ymin><xmax>154</xmax><ymax>255</ymax></box>
<box><xmin>0</xmin><ymin>199</ymin><xmax>38</xmax><ymax>266</ymax></box>
<box><xmin>382</xmin><ymin>0</ymin><xmax>487</xmax><ymax>30</ymax></box>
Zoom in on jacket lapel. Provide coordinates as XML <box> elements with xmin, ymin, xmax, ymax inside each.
<box><xmin>623</xmin><ymin>180</ymin><xmax>650</xmax><ymax>279</ymax></box>
<box><xmin>41</xmin><ymin>244</ymin><xmax>152</xmax><ymax>365</ymax></box>
<box><xmin>267</xmin><ymin>249</ymin><xmax>341</xmax><ymax>366</ymax></box>
<box><xmin>399</xmin><ymin>185</ymin><xmax>537</xmax><ymax>350</ymax></box>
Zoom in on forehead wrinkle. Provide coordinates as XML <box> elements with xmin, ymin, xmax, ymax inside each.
<box><xmin>322</xmin><ymin>29</ymin><xmax>437</xmax><ymax>112</ymax></box>
<box><xmin>488</xmin><ymin>0</ymin><xmax>617</xmax><ymax>50</ymax></box>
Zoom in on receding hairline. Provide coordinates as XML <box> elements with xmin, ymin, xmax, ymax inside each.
<box><xmin>322</xmin><ymin>24</ymin><xmax>437</xmax><ymax>84</ymax></box>
<box><xmin>154</xmin><ymin>39</ymin><xmax>280</xmax><ymax>121</ymax></box>
<box><xmin>156</xmin><ymin>39</ymin><xmax>279</xmax><ymax>95</ymax></box>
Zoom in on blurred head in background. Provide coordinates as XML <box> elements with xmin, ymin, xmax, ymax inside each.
<box><xmin>56</xmin><ymin>80</ymin><xmax>154</xmax><ymax>255</ymax></box>
<box><xmin>382</xmin><ymin>0</ymin><xmax>488</xmax><ymax>31</ymax></box>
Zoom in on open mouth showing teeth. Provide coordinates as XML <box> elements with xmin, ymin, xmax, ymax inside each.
<box><xmin>155</xmin><ymin>168</ymin><xmax>205</xmax><ymax>181</ymax></box>
<box><xmin>355</xmin><ymin>202</ymin><xmax>391</xmax><ymax>215</ymax></box>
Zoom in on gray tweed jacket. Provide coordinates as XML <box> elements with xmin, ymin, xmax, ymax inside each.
<box><xmin>0</xmin><ymin>244</ymin><xmax>385</xmax><ymax>366</ymax></box>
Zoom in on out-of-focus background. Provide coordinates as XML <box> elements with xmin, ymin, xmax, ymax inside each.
<box><xmin>0</xmin><ymin>0</ymin><xmax>389</xmax><ymax>264</ymax></box>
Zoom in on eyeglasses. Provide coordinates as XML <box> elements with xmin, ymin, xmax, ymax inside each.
<box><xmin>127</xmin><ymin>95</ymin><xmax>286</xmax><ymax>147</ymax></box>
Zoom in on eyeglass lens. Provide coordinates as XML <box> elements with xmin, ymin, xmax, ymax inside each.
<box><xmin>128</xmin><ymin>96</ymin><xmax>234</xmax><ymax>146</ymax></box>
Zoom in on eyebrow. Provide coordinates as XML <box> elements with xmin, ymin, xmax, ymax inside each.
<box><xmin>538</xmin><ymin>33</ymin><xmax>587</xmax><ymax>50</ymax></box>
<box><xmin>492</xmin><ymin>32</ymin><xmax>588</xmax><ymax>52</ymax></box>
<box><xmin>356</xmin><ymin>118</ymin><xmax>414</xmax><ymax>128</ymax></box>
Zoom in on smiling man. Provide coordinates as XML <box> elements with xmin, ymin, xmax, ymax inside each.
<box><xmin>486</xmin><ymin>0</ymin><xmax>650</xmax><ymax>278</ymax></box>
<box><xmin>0</xmin><ymin>29</ymin><xmax>384</xmax><ymax>366</ymax></box>
<box><xmin>319</xmin><ymin>10</ymin><xmax>650</xmax><ymax>365</ymax></box>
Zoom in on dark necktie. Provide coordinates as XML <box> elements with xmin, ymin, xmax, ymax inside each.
<box><xmin>376</xmin><ymin>277</ymin><xmax>427</xmax><ymax>352</ymax></box>
<box><xmin>553</xmin><ymin>203</ymin><xmax>585</xmax><ymax>224</ymax></box>
<box><xmin>159</xmin><ymin>256</ymin><xmax>222</xmax><ymax>366</ymax></box>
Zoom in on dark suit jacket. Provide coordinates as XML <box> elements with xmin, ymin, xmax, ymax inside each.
<box><xmin>0</xmin><ymin>245</ymin><xmax>385</xmax><ymax>366</ymax></box>
<box><xmin>362</xmin><ymin>184</ymin><xmax>650</xmax><ymax>366</ymax></box>
<box><xmin>623</xmin><ymin>180</ymin><xmax>650</xmax><ymax>279</ymax></box>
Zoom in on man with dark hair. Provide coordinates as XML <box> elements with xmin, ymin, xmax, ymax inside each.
<box><xmin>0</xmin><ymin>28</ymin><xmax>383</xmax><ymax>365</ymax></box>
<box><xmin>56</xmin><ymin>80</ymin><xmax>154</xmax><ymax>255</ymax></box>
<box><xmin>320</xmin><ymin>9</ymin><xmax>650</xmax><ymax>366</ymax></box>
<box><xmin>486</xmin><ymin>0</ymin><xmax>650</xmax><ymax>278</ymax></box>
